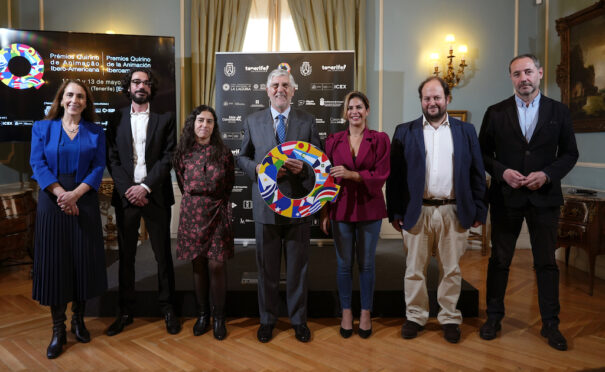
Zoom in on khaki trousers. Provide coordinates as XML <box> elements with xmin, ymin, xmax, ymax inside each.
<box><xmin>402</xmin><ymin>204</ymin><xmax>468</xmax><ymax>325</ymax></box>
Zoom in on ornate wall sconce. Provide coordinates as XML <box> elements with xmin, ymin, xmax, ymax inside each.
<box><xmin>430</xmin><ymin>34</ymin><xmax>468</xmax><ymax>91</ymax></box>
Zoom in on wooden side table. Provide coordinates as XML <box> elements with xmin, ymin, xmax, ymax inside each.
<box><xmin>0</xmin><ymin>185</ymin><xmax>36</xmax><ymax>260</ymax></box>
<box><xmin>557</xmin><ymin>188</ymin><xmax>605</xmax><ymax>295</ymax></box>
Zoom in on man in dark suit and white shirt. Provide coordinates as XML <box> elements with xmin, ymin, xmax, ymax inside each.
<box><xmin>238</xmin><ymin>68</ymin><xmax>321</xmax><ymax>343</ymax></box>
<box><xmin>478</xmin><ymin>54</ymin><xmax>578</xmax><ymax>351</ymax></box>
<box><xmin>386</xmin><ymin>77</ymin><xmax>487</xmax><ymax>344</ymax></box>
<box><xmin>105</xmin><ymin>68</ymin><xmax>181</xmax><ymax>335</ymax></box>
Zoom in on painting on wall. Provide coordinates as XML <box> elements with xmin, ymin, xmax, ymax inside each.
<box><xmin>447</xmin><ymin>110</ymin><xmax>467</xmax><ymax>122</ymax></box>
<box><xmin>556</xmin><ymin>0</ymin><xmax>605</xmax><ymax>132</ymax></box>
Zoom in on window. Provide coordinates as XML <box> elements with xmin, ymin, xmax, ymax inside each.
<box><xmin>242</xmin><ymin>0</ymin><xmax>301</xmax><ymax>52</ymax></box>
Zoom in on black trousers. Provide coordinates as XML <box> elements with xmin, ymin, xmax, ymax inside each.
<box><xmin>115</xmin><ymin>201</ymin><xmax>175</xmax><ymax>314</ymax></box>
<box><xmin>485</xmin><ymin>202</ymin><xmax>561</xmax><ymax>325</ymax></box>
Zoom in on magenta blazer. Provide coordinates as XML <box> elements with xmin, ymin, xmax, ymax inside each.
<box><xmin>325</xmin><ymin>129</ymin><xmax>390</xmax><ymax>222</ymax></box>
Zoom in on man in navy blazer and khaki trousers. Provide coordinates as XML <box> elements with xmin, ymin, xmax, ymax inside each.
<box><xmin>387</xmin><ymin>77</ymin><xmax>487</xmax><ymax>344</ymax></box>
<box><xmin>478</xmin><ymin>54</ymin><xmax>578</xmax><ymax>351</ymax></box>
<box><xmin>238</xmin><ymin>69</ymin><xmax>321</xmax><ymax>343</ymax></box>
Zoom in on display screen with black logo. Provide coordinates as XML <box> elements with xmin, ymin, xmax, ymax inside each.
<box><xmin>0</xmin><ymin>28</ymin><xmax>176</xmax><ymax>142</ymax></box>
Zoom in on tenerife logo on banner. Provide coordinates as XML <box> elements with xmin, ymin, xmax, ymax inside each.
<box><xmin>224</xmin><ymin>62</ymin><xmax>235</xmax><ymax>77</ymax></box>
<box><xmin>322</xmin><ymin>64</ymin><xmax>346</xmax><ymax>72</ymax></box>
<box><xmin>300</xmin><ymin>61</ymin><xmax>312</xmax><ymax>76</ymax></box>
<box><xmin>245</xmin><ymin>65</ymin><xmax>269</xmax><ymax>72</ymax></box>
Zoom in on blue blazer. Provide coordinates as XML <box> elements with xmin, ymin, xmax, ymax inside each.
<box><xmin>30</xmin><ymin>119</ymin><xmax>106</xmax><ymax>191</ymax></box>
<box><xmin>386</xmin><ymin>116</ymin><xmax>487</xmax><ymax>230</ymax></box>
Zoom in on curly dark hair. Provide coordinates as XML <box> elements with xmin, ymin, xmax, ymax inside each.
<box><xmin>45</xmin><ymin>79</ymin><xmax>98</xmax><ymax>122</ymax></box>
<box><xmin>173</xmin><ymin>105</ymin><xmax>227</xmax><ymax>165</ymax></box>
<box><xmin>120</xmin><ymin>67</ymin><xmax>158</xmax><ymax>101</ymax></box>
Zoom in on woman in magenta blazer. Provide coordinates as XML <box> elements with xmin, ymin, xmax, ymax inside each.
<box><xmin>321</xmin><ymin>91</ymin><xmax>390</xmax><ymax>338</ymax></box>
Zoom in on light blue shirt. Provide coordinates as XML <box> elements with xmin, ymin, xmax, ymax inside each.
<box><xmin>515</xmin><ymin>92</ymin><xmax>540</xmax><ymax>141</ymax></box>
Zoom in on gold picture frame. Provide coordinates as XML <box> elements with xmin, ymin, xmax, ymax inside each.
<box><xmin>556</xmin><ymin>0</ymin><xmax>605</xmax><ymax>132</ymax></box>
<box><xmin>447</xmin><ymin>110</ymin><xmax>467</xmax><ymax>122</ymax></box>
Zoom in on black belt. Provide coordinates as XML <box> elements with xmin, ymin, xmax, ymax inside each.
<box><xmin>422</xmin><ymin>198</ymin><xmax>456</xmax><ymax>206</ymax></box>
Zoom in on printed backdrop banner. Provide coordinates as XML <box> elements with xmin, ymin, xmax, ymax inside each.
<box><xmin>215</xmin><ymin>51</ymin><xmax>355</xmax><ymax>241</ymax></box>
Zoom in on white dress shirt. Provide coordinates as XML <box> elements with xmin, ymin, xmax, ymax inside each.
<box><xmin>423</xmin><ymin>114</ymin><xmax>454</xmax><ymax>199</ymax></box>
<box><xmin>130</xmin><ymin>104</ymin><xmax>150</xmax><ymax>191</ymax></box>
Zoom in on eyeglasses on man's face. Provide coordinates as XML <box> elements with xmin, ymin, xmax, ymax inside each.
<box><xmin>131</xmin><ymin>79</ymin><xmax>153</xmax><ymax>87</ymax></box>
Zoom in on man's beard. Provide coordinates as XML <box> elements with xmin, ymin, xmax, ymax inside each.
<box><xmin>516</xmin><ymin>82</ymin><xmax>537</xmax><ymax>98</ymax></box>
<box><xmin>423</xmin><ymin>105</ymin><xmax>445</xmax><ymax>122</ymax></box>
<box><xmin>131</xmin><ymin>90</ymin><xmax>150</xmax><ymax>104</ymax></box>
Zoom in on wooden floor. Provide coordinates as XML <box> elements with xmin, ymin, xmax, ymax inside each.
<box><xmin>1</xmin><ymin>249</ymin><xmax>604</xmax><ymax>371</ymax></box>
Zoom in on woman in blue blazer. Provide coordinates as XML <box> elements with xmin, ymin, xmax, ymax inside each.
<box><xmin>30</xmin><ymin>80</ymin><xmax>107</xmax><ymax>359</ymax></box>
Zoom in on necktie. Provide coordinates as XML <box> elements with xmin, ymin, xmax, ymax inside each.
<box><xmin>277</xmin><ymin>114</ymin><xmax>286</xmax><ymax>143</ymax></box>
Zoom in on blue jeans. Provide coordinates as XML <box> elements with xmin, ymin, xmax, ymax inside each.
<box><xmin>332</xmin><ymin>220</ymin><xmax>382</xmax><ymax>311</ymax></box>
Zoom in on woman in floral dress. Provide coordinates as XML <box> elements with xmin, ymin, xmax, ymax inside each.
<box><xmin>173</xmin><ymin>105</ymin><xmax>234</xmax><ymax>340</ymax></box>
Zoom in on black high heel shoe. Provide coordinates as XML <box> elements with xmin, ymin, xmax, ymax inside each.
<box><xmin>339</xmin><ymin>327</ymin><xmax>353</xmax><ymax>338</ymax></box>
<box><xmin>358</xmin><ymin>327</ymin><xmax>372</xmax><ymax>339</ymax></box>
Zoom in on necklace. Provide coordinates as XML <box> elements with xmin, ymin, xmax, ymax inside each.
<box><xmin>62</xmin><ymin>121</ymin><xmax>79</xmax><ymax>133</ymax></box>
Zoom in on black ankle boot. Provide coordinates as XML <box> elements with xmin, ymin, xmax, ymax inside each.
<box><xmin>47</xmin><ymin>304</ymin><xmax>67</xmax><ymax>359</ymax></box>
<box><xmin>193</xmin><ymin>311</ymin><xmax>210</xmax><ymax>336</ymax></box>
<box><xmin>213</xmin><ymin>309</ymin><xmax>226</xmax><ymax>340</ymax></box>
<box><xmin>71</xmin><ymin>301</ymin><xmax>90</xmax><ymax>343</ymax></box>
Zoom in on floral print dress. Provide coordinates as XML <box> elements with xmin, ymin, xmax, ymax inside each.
<box><xmin>174</xmin><ymin>143</ymin><xmax>235</xmax><ymax>262</ymax></box>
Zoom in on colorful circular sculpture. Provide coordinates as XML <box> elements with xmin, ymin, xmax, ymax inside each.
<box><xmin>0</xmin><ymin>43</ymin><xmax>45</xmax><ymax>90</ymax></box>
<box><xmin>277</xmin><ymin>62</ymin><xmax>291</xmax><ymax>72</ymax></box>
<box><xmin>258</xmin><ymin>141</ymin><xmax>340</xmax><ymax>218</ymax></box>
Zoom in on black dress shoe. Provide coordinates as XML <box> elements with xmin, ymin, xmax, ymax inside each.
<box><xmin>106</xmin><ymin>314</ymin><xmax>133</xmax><ymax>336</ymax></box>
<box><xmin>339</xmin><ymin>327</ymin><xmax>353</xmax><ymax>338</ymax></box>
<box><xmin>358</xmin><ymin>327</ymin><xmax>372</xmax><ymax>339</ymax></box>
<box><xmin>540</xmin><ymin>325</ymin><xmax>568</xmax><ymax>351</ymax></box>
<box><xmin>293</xmin><ymin>323</ymin><xmax>311</xmax><ymax>342</ymax></box>
<box><xmin>479</xmin><ymin>318</ymin><xmax>501</xmax><ymax>340</ymax></box>
<box><xmin>401</xmin><ymin>320</ymin><xmax>424</xmax><ymax>339</ymax></box>
<box><xmin>193</xmin><ymin>312</ymin><xmax>210</xmax><ymax>336</ymax></box>
<box><xmin>164</xmin><ymin>309</ymin><xmax>182</xmax><ymax>335</ymax></box>
<box><xmin>442</xmin><ymin>323</ymin><xmax>461</xmax><ymax>343</ymax></box>
<box><xmin>257</xmin><ymin>324</ymin><xmax>274</xmax><ymax>343</ymax></box>
<box><xmin>71</xmin><ymin>316</ymin><xmax>91</xmax><ymax>343</ymax></box>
